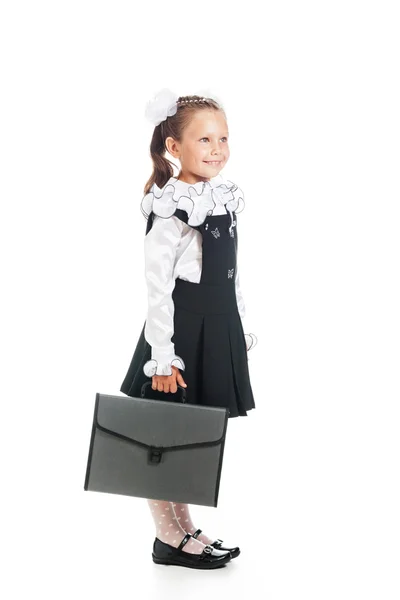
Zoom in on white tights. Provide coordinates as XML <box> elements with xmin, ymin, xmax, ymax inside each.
<box><xmin>147</xmin><ymin>499</ymin><xmax>215</xmax><ymax>555</ymax></box>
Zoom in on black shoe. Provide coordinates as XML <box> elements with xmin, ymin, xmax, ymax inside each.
<box><xmin>192</xmin><ymin>528</ymin><xmax>241</xmax><ymax>559</ymax></box>
<box><xmin>152</xmin><ymin>532</ymin><xmax>232</xmax><ymax>569</ymax></box>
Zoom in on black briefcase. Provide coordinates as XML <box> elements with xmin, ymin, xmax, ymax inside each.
<box><xmin>84</xmin><ymin>383</ymin><xmax>229</xmax><ymax>507</ymax></box>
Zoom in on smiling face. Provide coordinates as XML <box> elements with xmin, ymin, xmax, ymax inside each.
<box><xmin>165</xmin><ymin>109</ymin><xmax>230</xmax><ymax>184</ymax></box>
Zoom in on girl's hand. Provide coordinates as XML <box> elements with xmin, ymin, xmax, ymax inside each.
<box><xmin>152</xmin><ymin>365</ymin><xmax>187</xmax><ymax>394</ymax></box>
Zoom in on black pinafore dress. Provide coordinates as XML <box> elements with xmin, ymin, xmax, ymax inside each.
<box><xmin>120</xmin><ymin>206</ymin><xmax>256</xmax><ymax>418</ymax></box>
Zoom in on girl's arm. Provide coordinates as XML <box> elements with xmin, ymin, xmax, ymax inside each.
<box><xmin>142</xmin><ymin>215</ymin><xmax>186</xmax><ymax>377</ymax></box>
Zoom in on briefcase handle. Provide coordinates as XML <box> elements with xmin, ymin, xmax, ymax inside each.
<box><xmin>140</xmin><ymin>381</ymin><xmax>187</xmax><ymax>403</ymax></box>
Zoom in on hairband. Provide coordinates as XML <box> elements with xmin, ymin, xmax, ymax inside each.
<box><xmin>144</xmin><ymin>87</ymin><xmax>223</xmax><ymax>126</ymax></box>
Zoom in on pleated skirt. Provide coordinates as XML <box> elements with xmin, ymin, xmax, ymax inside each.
<box><xmin>120</xmin><ymin>277</ymin><xmax>256</xmax><ymax>418</ymax></box>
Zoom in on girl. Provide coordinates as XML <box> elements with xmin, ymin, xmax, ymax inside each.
<box><xmin>120</xmin><ymin>89</ymin><xmax>257</xmax><ymax>569</ymax></box>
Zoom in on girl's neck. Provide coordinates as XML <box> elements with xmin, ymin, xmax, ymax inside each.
<box><xmin>177</xmin><ymin>170</ymin><xmax>210</xmax><ymax>185</ymax></box>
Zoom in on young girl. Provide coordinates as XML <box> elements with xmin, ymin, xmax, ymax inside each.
<box><xmin>120</xmin><ymin>89</ymin><xmax>257</xmax><ymax>569</ymax></box>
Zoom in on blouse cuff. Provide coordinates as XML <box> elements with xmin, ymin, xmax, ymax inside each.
<box><xmin>244</xmin><ymin>333</ymin><xmax>258</xmax><ymax>352</ymax></box>
<box><xmin>143</xmin><ymin>350</ymin><xmax>186</xmax><ymax>377</ymax></box>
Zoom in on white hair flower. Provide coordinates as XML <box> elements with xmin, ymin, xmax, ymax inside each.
<box><xmin>144</xmin><ymin>88</ymin><xmax>179</xmax><ymax>126</ymax></box>
<box><xmin>144</xmin><ymin>87</ymin><xmax>225</xmax><ymax>127</ymax></box>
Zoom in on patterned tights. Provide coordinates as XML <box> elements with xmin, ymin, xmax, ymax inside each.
<box><xmin>147</xmin><ymin>499</ymin><xmax>215</xmax><ymax>555</ymax></box>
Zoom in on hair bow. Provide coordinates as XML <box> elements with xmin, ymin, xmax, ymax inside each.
<box><xmin>144</xmin><ymin>88</ymin><xmax>179</xmax><ymax>126</ymax></box>
<box><xmin>144</xmin><ymin>87</ymin><xmax>224</xmax><ymax>127</ymax></box>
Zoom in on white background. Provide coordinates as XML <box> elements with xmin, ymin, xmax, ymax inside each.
<box><xmin>1</xmin><ymin>1</ymin><xmax>399</xmax><ymax>598</ymax></box>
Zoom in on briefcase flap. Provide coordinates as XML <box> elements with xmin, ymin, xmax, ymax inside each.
<box><xmin>95</xmin><ymin>393</ymin><xmax>228</xmax><ymax>450</ymax></box>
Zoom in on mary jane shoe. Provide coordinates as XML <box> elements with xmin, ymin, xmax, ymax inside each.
<box><xmin>191</xmin><ymin>528</ymin><xmax>241</xmax><ymax>559</ymax></box>
<box><xmin>152</xmin><ymin>532</ymin><xmax>232</xmax><ymax>569</ymax></box>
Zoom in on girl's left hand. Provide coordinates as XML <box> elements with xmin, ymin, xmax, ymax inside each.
<box><xmin>151</xmin><ymin>365</ymin><xmax>187</xmax><ymax>394</ymax></box>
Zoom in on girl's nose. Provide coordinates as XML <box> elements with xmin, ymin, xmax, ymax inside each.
<box><xmin>210</xmin><ymin>140</ymin><xmax>222</xmax><ymax>152</ymax></box>
<box><xmin>211</xmin><ymin>144</ymin><xmax>222</xmax><ymax>155</ymax></box>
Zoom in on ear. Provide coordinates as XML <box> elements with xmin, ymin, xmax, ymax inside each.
<box><xmin>165</xmin><ymin>136</ymin><xmax>181</xmax><ymax>158</ymax></box>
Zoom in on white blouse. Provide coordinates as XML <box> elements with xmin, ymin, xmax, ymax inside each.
<box><xmin>141</xmin><ymin>173</ymin><xmax>258</xmax><ymax>377</ymax></box>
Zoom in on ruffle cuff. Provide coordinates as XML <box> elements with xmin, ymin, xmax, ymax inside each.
<box><xmin>244</xmin><ymin>333</ymin><xmax>258</xmax><ymax>351</ymax></box>
<box><xmin>143</xmin><ymin>354</ymin><xmax>186</xmax><ymax>377</ymax></box>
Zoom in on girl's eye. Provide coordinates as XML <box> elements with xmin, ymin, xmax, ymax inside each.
<box><xmin>200</xmin><ymin>137</ymin><xmax>228</xmax><ymax>142</ymax></box>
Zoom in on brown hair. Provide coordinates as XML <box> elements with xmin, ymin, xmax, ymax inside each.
<box><xmin>143</xmin><ymin>95</ymin><xmax>225</xmax><ymax>195</ymax></box>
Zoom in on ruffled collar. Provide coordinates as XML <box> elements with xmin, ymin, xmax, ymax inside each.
<box><xmin>141</xmin><ymin>173</ymin><xmax>245</xmax><ymax>233</ymax></box>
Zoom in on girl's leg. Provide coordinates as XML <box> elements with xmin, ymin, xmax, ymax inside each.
<box><xmin>147</xmin><ymin>499</ymin><xmax>208</xmax><ymax>555</ymax></box>
<box><xmin>172</xmin><ymin>502</ymin><xmax>214</xmax><ymax>545</ymax></box>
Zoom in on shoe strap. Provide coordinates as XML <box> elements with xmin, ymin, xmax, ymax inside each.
<box><xmin>192</xmin><ymin>528</ymin><xmax>202</xmax><ymax>539</ymax></box>
<box><xmin>175</xmin><ymin>532</ymin><xmax>192</xmax><ymax>553</ymax></box>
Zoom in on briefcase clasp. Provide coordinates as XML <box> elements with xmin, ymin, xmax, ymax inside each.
<box><xmin>148</xmin><ymin>446</ymin><xmax>163</xmax><ymax>464</ymax></box>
